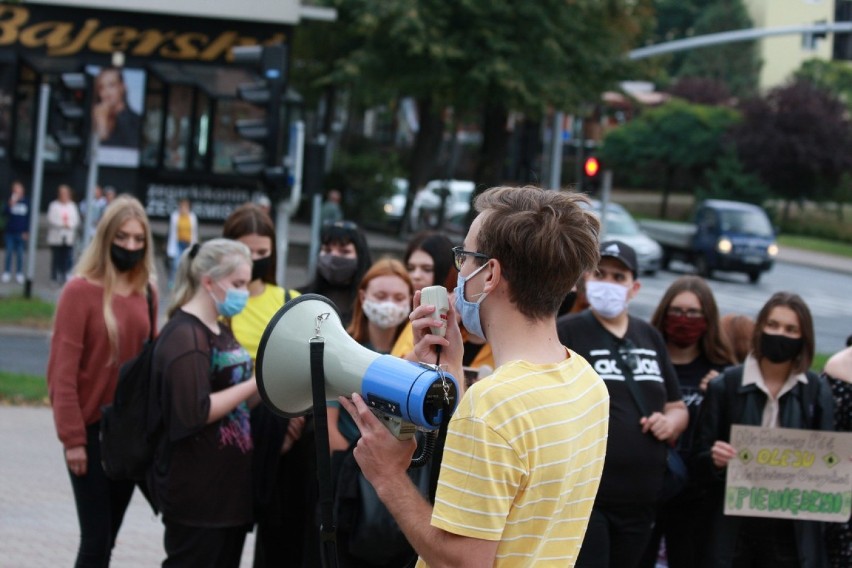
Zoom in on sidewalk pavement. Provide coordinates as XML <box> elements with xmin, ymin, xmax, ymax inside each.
<box><xmin>0</xmin><ymin>405</ymin><xmax>256</xmax><ymax>567</ymax></box>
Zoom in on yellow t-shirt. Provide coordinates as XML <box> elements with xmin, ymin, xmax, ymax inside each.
<box><xmin>390</xmin><ymin>322</ymin><xmax>496</xmax><ymax>369</ymax></box>
<box><xmin>176</xmin><ymin>213</ymin><xmax>192</xmax><ymax>244</ymax></box>
<box><xmin>230</xmin><ymin>284</ymin><xmax>300</xmax><ymax>361</ymax></box>
<box><xmin>418</xmin><ymin>352</ymin><xmax>609</xmax><ymax>567</ymax></box>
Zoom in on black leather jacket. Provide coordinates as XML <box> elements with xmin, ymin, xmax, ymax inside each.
<box><xmin>694</xmin><ymin>364</ymin><xmax>835</xmax><ymax>568</ymax></box>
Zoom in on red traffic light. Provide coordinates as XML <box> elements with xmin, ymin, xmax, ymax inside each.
<box><xmin>584</xmin><ymin>157</ymin><xmax>600</xmax><ymax>178</ymax></box>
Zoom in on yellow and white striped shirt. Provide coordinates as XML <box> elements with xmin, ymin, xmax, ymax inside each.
<box><xmin>419</xmin><ymin>351</ymin><xmax>609</xmax><ymax>567</ymax></box>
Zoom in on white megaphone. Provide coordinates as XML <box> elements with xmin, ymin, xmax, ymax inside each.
<box><xmin>256</xmin><ymin>294</ymin><xmax>459</xmax><ymax>439</ymax></box>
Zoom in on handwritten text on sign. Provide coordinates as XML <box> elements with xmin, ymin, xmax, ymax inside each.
<box><xmin>725</xmin><ymin>425</ymin><xmax>852</xmax><ymax>522</ymax></box>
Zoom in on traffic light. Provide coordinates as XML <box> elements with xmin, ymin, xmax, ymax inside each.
<box><xmin>583</xmin><ymin>156</ymin><xmax>601</xmax><ymax>193</ymax></box>
<box><xmin>49</xmin><ymin>72</ymin><xmax>92</xmax><ymax>159</ymax></box>
<box><xmin>231</xmin><ymin>44</ymin><xmax>289</xmax><ymax>198</ymax></box>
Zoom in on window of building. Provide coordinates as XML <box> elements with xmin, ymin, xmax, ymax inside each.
<box><xmin>141</xmin><ymin>75</ymin><xmax>164</xmax><ymax>168</ymax></box>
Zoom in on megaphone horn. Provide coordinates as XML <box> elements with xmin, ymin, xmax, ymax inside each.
<box><xmin>256</xmin><ymin>294</ymin><xmax>459</xmax><ymax>434</ymax></box>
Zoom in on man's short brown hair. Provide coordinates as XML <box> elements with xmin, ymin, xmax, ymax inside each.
<box><xmin>474</xmin><ymin>186</ymin><xmax>600</xmax><ymax>320</ymax></box>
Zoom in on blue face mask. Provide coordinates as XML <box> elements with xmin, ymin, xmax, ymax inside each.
<box><xmin>453</xmin><ymin>262</ymin><xmax>489</xmax><ymax>340</ymax></box>
<box><xmin>210</xmin><ymin>282</ymin><xmax>249</xmax><ymax>318</ymax></box>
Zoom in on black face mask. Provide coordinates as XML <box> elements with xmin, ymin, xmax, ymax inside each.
<box><xmin>760</xmin><ymin>332</ymin><xmax>804</xmax><ymax>364</ymax></box>
<box><xmin>110</xmin><ymin>244</ymin><xmax>145</xmax><ymax>273</ymax></box>
<box><xmin>317</xmin><ymin>254</ymin><xmax>358</xmax><ymax>287</ymax></box>
<box><xmin>251</xmin><ymin>255</ymin><xmax>272</xmax><ymax>282</ymax></box>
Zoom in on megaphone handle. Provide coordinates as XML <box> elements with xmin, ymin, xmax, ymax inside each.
<box><xmin>309</xmin><ymin>340</ymin><xmax>339</xmax><ymax>568</ymax></box>
<box><xmin>428</xmin><ymin>398</ymin><xmax>453</xmax><ymax>504</ymax></box>
<box><xmin>409</xmin><ymin>430</ymin><xmax>436</xmax><ymax>468</ymax></box>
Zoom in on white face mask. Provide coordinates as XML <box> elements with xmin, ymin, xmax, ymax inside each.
<box><xmin>362</xmin><ymin>299</ymin><xmax>409</xmax><ymax>329</ymax></box>
<box><xmin>586</xmin><ymin>280</ymin><xmax>629</xmax><ymax>319</ymax></box>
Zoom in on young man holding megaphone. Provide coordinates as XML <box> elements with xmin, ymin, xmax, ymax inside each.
<box><xmin>339</xmin><ymin>185</ymin><xmax>611</xmax><ymax>567</ymax></box>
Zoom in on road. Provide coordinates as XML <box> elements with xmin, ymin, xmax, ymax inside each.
<box><xmin>630</xmin><ymin>260</ymin><xmax>852</xmax><ymax>355</ymax></box>
<box><xmin>3</xmin><ymin>258</ymin><xmax>850</xmax><ymax>381</ymax></box>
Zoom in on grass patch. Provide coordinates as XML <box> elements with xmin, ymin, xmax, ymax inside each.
<box><xmin>0</xmin><ymin>371</ymin><xmax>48</xmax><ymax>406</ymax></box>
<box><xmin>811</xmin><ymin>353</ymin><xmax>831</xmax><ymax>374</ymax></box>
<box><xmin>777</xmin><ymin>235</ymin><xmax>852</xmax><ymax>258</ymax></box>
<box><xmin>0</xmin><ymin>295</ymin><xmax>54</xmax><ymax>328</ymax></box>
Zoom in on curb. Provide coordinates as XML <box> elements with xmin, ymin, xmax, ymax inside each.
<box><xmin>0</xmin><ymin>325</ymin><xmax>51</xmax><ymax>338</ymax></box>
<box><xmin>775</xmin><ymin>248</ymin><xmax>852</xmax><ymax>276</ymax></box>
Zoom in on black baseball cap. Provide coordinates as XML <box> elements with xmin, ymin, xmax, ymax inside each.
<box><xmin>599</xmin><ymin>240</ymin><xmax>638</xmax><ymax>278</ymax></box>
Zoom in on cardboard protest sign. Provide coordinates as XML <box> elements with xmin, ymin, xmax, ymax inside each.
<box><xmin>725</xmin><ymin>425</ymin><xmax>852</xmax><ymax>522</ymax></box>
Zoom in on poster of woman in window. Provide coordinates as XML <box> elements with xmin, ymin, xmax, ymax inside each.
<box><xmin>87</xmin><ymin>66</ymin><xmax>145</xmax><ymax>167</ymax></box>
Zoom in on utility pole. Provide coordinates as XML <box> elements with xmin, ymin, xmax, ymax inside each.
<box><xmin>24</xmin><ymin>84</ymin><xmax>50</xmax><ymax>299</ymax></box>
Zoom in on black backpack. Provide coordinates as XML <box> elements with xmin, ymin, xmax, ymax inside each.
<box><xmin>100</xmin><ymin>283</ymin><xmax>160</xmax><ymax>483</ymax></box>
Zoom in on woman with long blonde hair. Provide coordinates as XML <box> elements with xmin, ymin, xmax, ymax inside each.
<box><xmin>47</xmin><ymin>194</ymin><xmax>157</xmax><ymax>567</ymax></box>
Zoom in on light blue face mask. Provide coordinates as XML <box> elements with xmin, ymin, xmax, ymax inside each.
<box><xmin>453</xmin><ymin>261</ymin><xmax>489</xmax><ymax>340</ymax></box>
<box><xmin>211</xmin><ymin>282</ymin><xmax>249</xmax><ymax>318</ymax></box>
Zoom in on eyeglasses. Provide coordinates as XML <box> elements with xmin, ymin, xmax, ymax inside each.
<box><xmin>452</xmin><ymin>246</ymin><xmax>490</xmax><ymax>271</ymax></box>
<box><xmin>667</xmin><ymin>307</ymin><xmax>704</xmax><ymax>319</ymax></box>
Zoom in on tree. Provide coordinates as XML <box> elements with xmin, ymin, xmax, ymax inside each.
<box><xmin>794</xmin><ymin>59</ymin><xmax>852</xmax><ymax>112</ymax></box>
<box><xmin>731</xmin><ymin>79</ymin><xmax>852</xmax><ymax>221</ymax></box>
<box><xmin>650</xmin><ymin>0</ymin><xmax>761</xmax><ymax>98</ymax></box>
<box><xmin>306</xmin><ymin>0</ymin><xmax>649</xmax><ymax>231</ymax></box>
<box><xmin>699</xmin><ymin>146</ymin><xmax>769</xmax><ymax>205</ymax></box>
<box><xmin>600</xmin><ymin>99</ymin><xmax>740</xmax><ymax>217</ymax></box>
<box><xmin>675</xmin><ymin>0</ymin><xmax>761</xmax><ymax>98</ymax></box>
<box><xmin>666</xmin><ymin>77</ymin><xmax>732</xmax><ymax>105</ymax></box>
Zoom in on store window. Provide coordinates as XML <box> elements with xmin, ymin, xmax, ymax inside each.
<box><xmin>212</xmin><ymin>97</ymin><xmax>264</xmax><ymax>174</ymax></box>
<box><xmin>141</xmin><ymin>75</ymin><xmax>164</xmax><ymax>168</ymax></box>
<box><xmin>164</xmin><ymin>84</ymin><xmax>194</xmax><ymax>171</ymax></box>
<box><xmin>12</xmin><ymin>65</ymin><xmax>37</xmax><ymax>162</ymax></box>
<box><xmin>0</xmin><ymin>64</ymin><xmax>13</xmax><ymax>160</ymax></box>
<box><xmin>192</xmin><ymin>91</ymin><xmax>211</xmax><ymax>171</ymax></box>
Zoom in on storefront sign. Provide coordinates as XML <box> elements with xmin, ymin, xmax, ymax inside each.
<box><xmin>0</xmin><ymin>4</ymin><xmax>288</xmax><ymax>63</ymax></box>
<box><xmin>146</xmin><ymin>182</ymin><xmax>266</xmax><ymax>221</ymax></box>
<box><xmin>725</xmin><ymin>425</ymin><xmax>852</xmax><ymax>522</ymax></box>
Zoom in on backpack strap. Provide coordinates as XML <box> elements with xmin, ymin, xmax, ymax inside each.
<box><xmin>612</xmin><ymin>336</ymin><xmax>650</xmax><ymax>417</ymax></box>
<box><xmin>721</xmin><ymin>365</ymin><xmax>745</xmax><ymax>426</ymax></box>
<box><xmin>145</xmin><ymin>283</ymin><xmax>155</xmax><ymax>342</ymax></box>
<box><xmin>284</xmin><ymin>288</ymin><xmax>292</xmax><ymax>304</ymax></box>
<box><xmin>799</xmin><ymin>371</ymin><xmax>822</xmax><ymax>429</ymax></box>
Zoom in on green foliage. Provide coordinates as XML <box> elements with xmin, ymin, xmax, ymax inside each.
<box><xmin>0</xmin><ymin>372</ymin><xmax>47</xmax><ymax>405</ymax></box>
<box><xmin>732</xmin><ymin>80</ymin><xmax>852</xmax><ymax>205</ymax></box>
<box><xmin>811</xmin><ymin>353</ymin><xmax>830</xmax><ymax>375</ymax></box>
<box><xmin>794</xmin><ymin>59</ymin><xmax>852</xmax><ymax>112</ymax></box>
<box><xmin>601</xmin><ymin>100</ymin><xmax>740</xmax><ymax>189</ymax></box>
<box><xmin>651</xmin><ymin>0</ymin><xmax>760</xmax><ymax>97</ymax></box>
<box><xmin>320</xmin><ymin>0</ymin><xmax>641</xmax><ymax>115</ymax></box>
<box><xmin>0</xmin><ymin>296</ymin><xmax>55</xmax><ymax>328</ymax></box>
<box><xmin>676</xmin><ymin>1</ymin><xmax>761</xmax><ymax>98</ymax></box>
<box><xmin>773</xmin><ymin>207</ymin><xmax>852</xmax><ymax>245</ymax></box>
<box><xmin>778</xmin><ymin>234</ymin><xmax>852</xmax><ymax>255</ymax></box>
<box><xmin>698</xmin><ymin>147</ymin><xmax>769</xmax><ymax>204</ymax></box>
<box><xmin>325</xmin><ymin>141</ymin><xmax>404</xmax><ymax>224</ymax></box>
